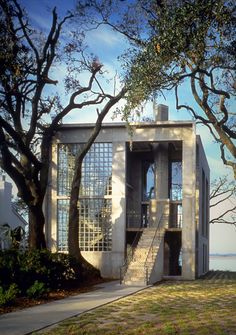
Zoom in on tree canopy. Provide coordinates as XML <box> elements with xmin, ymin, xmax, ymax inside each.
<box><xmin>80</xmin><ymin>0</ymin><xmax>236</xmax><ymax>177</ymax></box>
<box><xmin>0</xmin><ymin>0</ymin><xmax>125</xmax><ymax>248</ymax></box>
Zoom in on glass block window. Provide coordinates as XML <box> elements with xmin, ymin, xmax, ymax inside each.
<box><xmin>57</xmin><ymin>143</ymin><xmax>113</xmax><ymax>252</ymax></box>
<box><xmin>58</xmin><ymin>143</ymin><xmax>112</xmax><ymax>197</ymax></box>
<box><xmin>57</xmin><ymin>198</ymin><xmax>112</xmax><ymax>252</ymax></box>
<box><xmin>81</xmin><ymin>143</ymin><xmax>112</xmax><ymax>197</ymax></box>
<box><xmin>78</xmin><ymin>199</ymin><xmax>112</xmax><ymax>251</ymax></box>
<box><xmin>58</xmin><ymin>144</ymin><xmax>80</xmax><ymax>196</ymax></box>
<box><xmin>57</xmin><ymin>199</ymin><xmax>69</xmax><ymax>252</ymax></box>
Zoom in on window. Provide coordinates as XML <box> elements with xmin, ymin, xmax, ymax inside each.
<box><xmin>58</xmin><ymin>144</ymin><xmax>80</xmax><ymax>196</ymax></box>
<box><xmin>170</xmin><ymin>161</ymin><xmax>182</xmax><ymax>200</ymax></box>
<box><xmin>201</xmin><ymin>168</ymin><xmax>209</xmax><ymax>238</ymax></box>
<box><xmin>57</xmin><ymin>143</ymin><xmax>113</xmax><ymax>252</ymax></box>
<box><xmin>81</xmin><ymin>143</ymin><xmax>112</xmax><ymax>197</ymax></box>
<box><xmin>57</xmin><ymin>199</ymin><xmax>69</xmax><ymax>252</ymax></box>
<box><xmin>79</xmin><ymin>199</ymin><xmax>112</xmax><ymax>251</ymax></box>
<box><xmin>142</xmin><ymin>161</ymin><xmax>155</xmax><ymax>201</ymax></box>
<box><xmin>205</xmin><ymin>178</ymin><xmax>209</xmax><ymax>238</ymax></box>
<box><xmin>58</xmin><ymin>143</ymin><xmax>112</xmax><ymax>197</ymax></box>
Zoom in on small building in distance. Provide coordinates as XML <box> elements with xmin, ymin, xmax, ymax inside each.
<box><xmin>0</xmin><ymin>175</ymin><xmax>27</xmax><ymax>249</ymax></box>
<box><xmin>45</xmin><ymin>104</ymin><xmax>210</xmax><ymax>285</ymax></box>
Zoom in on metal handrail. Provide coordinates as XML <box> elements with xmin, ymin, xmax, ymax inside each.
<box><xmin>119</xmin><ymin>230</ymin><xmax>142</xmax><ymax>284</ymax></box>
<box><xmin>144</xmin><ymin>214</ymin><xmax>165</xmax><ymax>285</ymax></box>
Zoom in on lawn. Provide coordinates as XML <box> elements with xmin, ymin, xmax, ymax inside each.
<box><xmin>38</xmin><ymin>271</ymin><xmax>236</xmax><ymax>335</ymax></box>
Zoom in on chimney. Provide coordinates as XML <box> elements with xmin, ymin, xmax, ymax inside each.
<box><xmin>154</xmin><ymin>104</ymin><xmax>169</xmax><ymax>121</ymax></box>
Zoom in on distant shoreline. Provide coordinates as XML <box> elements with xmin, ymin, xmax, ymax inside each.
<box><xmin>210</xmin><ymin>254</ymin><xmax>236</xmax><ymax>257</ymax></box>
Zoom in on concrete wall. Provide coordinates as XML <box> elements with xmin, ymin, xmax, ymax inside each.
<box><xmin>181</xmin><ymin>126</ymin><xmax>197</xmax><ymax>280</ymax></box>
<box><xmin>196</xmin><ymin>136</ymin><xmax>210</xmax><ymax>277</ymax></box>
<box><xmin>149</xmin><ymin>237</ymin><xmax>164</xmax><ymax>284</ymax></box>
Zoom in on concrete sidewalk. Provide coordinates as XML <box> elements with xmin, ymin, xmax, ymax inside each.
<box><xmin>0</xmin><ymin>281</ymin><xmax>148</xmax><ymax>335</ymax></box>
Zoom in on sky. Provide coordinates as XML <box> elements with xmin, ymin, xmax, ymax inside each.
<box><xmin>7</xmin><ymin>0</ymin><xmax>236</xmax><ymax>254</ymax></box>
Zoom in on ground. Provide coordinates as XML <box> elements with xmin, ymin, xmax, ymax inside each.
<box><xmin>0</xmin><ymin>277</ymin><xmax>107</xmax><ymax>315</ymax></box>
<box><xmin>37</xmin><ymin>271</ymin><xmax>236</xmax><ymax>335</ymax></box>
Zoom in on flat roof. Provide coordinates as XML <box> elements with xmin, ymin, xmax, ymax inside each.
<box><xmin>58</xmin><ymin>120</ymin><xmax>195</xmax><ymax>130</ymax></box>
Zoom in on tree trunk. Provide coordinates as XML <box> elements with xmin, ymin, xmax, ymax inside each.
<box><xmin>68</xmin><ymin>88</ymin><xmax>126</xmax><ymax>263</ymax></box>
<box><xmin>68</xmin><ymin>159</ymin><xmax>83</xmax><ymax>260</ymax></box>
<box><xmin>28</xmin><ymin>204</ymin><xmax>46</xmax><ymax>249</ymax></box>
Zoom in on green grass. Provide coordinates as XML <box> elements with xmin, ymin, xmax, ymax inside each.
<box><xmin>37</xmin><ymin>271</ymin><xmax>236</xmax><ymax>335</ymax></box>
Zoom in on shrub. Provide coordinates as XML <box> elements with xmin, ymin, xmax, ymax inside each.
<box><xmin>0</xmin><ymin>249</ymin><xmax>20</xmax><ymax>288</ymax></box>
<box><xmin>0</xmin><ymin>284</ymin><xmax>19</xmax><ymax>306</ymax></box>
<box><xmin>18</xmin><ymin>249</ymin><xmax>52</xmax><ymax>292</ymax></box>
<box><xmin>26</xmin><ymin>280</ymin><xmax>49</xmax><ymax>299</ymax></box>
<box><xmin>0</xmin><ymin>249</ymin><xmax>100</xmax><ymax>299</ymax></box>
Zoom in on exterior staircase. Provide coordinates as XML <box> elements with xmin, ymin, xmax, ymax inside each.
<box><xmin>122</xmin><ymin>227</ymin><xmax>165</xmax><ymax>285</ymax></box>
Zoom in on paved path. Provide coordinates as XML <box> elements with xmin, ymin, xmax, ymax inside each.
<box><xmin>0</xmin><ymin>281</ymin><xmax>148</xmax><ymax>335</ymax></box>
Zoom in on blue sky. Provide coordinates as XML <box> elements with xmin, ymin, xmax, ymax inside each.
<box><xmin>14</xmin><ymin>0</ymin><xmax>236</xmax><ymax>254</ymax></box>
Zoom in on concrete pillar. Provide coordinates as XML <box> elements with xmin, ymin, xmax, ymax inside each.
<box><xmin>182</xmin><ymin>133</ymin><xmax>196</xmax><ymax>280</ymax></box>
<box><xmin>47</xmin><ymin>138</ymin><xmax>58</xmax><ymax>251</ymax></box>
<box><xmin>111</xmin><ymin>142</ymin><xmax>126</xmax><ymax>276</ymax></box>
<box><xmin>149</xmin><ymin>199</ymin><xmax>170</xmax><ymax>228</ymax></box>
<box><xmin>153</xmin><ymin>144</ymin><xmax>169</xmax><ymax>199</ymax></box>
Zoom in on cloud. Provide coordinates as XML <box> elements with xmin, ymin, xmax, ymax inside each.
<box><xmin>86</xmin><ymin>25</ymin><xmax>125</xmax><ymax>48</ymax></box>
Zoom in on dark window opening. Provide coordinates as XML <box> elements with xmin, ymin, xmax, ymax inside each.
<box><xmin>164</xmin><ymin>231</ymin><xmax>182</xmax><ymax>276</ymax></box>
<box><xmin>170</xmin><ymin>161</ymin><xmax>182</xmax><ymax>200</ymax></box>
<box><xmin>142</xmin><ymin>161</ymin><xmax>155</xmax><ymax>201</ymax></box>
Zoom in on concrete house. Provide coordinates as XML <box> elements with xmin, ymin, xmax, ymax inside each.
<box><xmin>46</xmin><ymin>105</ymin><xmax>210</xmax><ymax>285</ymax></box>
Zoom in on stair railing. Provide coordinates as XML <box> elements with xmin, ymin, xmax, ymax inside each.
<box><xmin>144</xmin><ymin>214</ymin><xmax>165</xmax><ymax>285</ymax></box>
<box><xmin>119</xmin><ymin>230</ymin><xmax>142</xmax><ymax>284</ymax></box>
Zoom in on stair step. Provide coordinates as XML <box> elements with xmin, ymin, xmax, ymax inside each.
<box><xmin>123</xmin><ymin>227</ymin><xmax>164</xmax><ymax>286</ymax></box>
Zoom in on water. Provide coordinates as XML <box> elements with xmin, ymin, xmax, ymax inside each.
<box><xmin>210</xmin><ymin>255</ymin><xmax>236</xmax><ymax>272</ymax></box>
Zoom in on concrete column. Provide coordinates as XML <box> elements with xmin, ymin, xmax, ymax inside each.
<box><xmin>47</xmin><ymin>138</ymin><xmax>58</xmax><ymax>251</ymax></box>
<box><xmin>153</xmin><ymin>144</ymin><xmax>169</xmax><ymax>199</ymax></box>
<box><xmin>111</xmin><ymin>142</ymin><xmax>126</xmax><ymax>276</ymax></box>
<box><xmin>182</xmin><ymin>132</ymin><xmax>196</xmax><ymax>280</ymax></box>
<box><xmin>150</xmin><ymin>199</ymin><xmax>170</xmax><ymax>228</ymax></box>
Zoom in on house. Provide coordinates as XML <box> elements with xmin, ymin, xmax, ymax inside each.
<box><xmin>45</xmin><ymin>104</ymin><xmax>210</xmax><ymax>285</ymax></box>
<box><xmin>0</xmin><ymin>175</ymin><xmax>27</xmax><ymax>249</ymax></box>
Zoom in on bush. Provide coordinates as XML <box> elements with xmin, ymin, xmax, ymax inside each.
<box><xmin>0</xmin><ymin>249</ymin><xmax>20</xmax><ymax>288</ymax></box>
<box><xmin>0</xmin><ymin>249</ymin><xmax>101</xmax><ymax>302</ymax></box>
<box><xmin>0</xmin><ymin>284</ymin><xmax>19</xmax><ymax>306</ymax></box>
<box><xmin>26</xmin><ymin>280</ymin><xmax>49</xmax><ymax>299</ymax></box>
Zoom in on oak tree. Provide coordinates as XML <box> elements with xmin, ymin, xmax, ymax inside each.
<box><xmin>79</xmin><ymin>0</ymin><xmax>236</xmax><ymax>177</ymax></box>
<box><xmin>0</xmin><ymin>0</ymin><xmax>125</xmax><ymax>249</ymax></box>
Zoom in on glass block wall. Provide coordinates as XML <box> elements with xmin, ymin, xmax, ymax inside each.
<box><xmin>57</xmin><ymin>143</ymin><xmax>112</xmax><ymax>252</ymax></box>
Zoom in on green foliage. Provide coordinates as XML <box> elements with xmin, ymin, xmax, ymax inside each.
<box><xmin>0</xmin><ymin>249</ymin><xmax>91</xmax><ymax>297</ymax></box>
<box><xmin>124</xmin><ymin>0</ymin><xmax>235</xmax><ymax>108</ymax></box>
<box><xmin>26</xmin><ymin>281</ymin><xmax>48</xmax><ymax>299</ymax></box>
<box><xmin>107</xmin><ymin>0</ymin><xmax>235</xmax><ymax>176</ymax></box>
<box><xmin>0</xmin><ymin>223</ymin><xmax>25</xmax><ymax>250</ymax></box>
<box><xmin>0</xmin><ymin>284</ymin><xmax>19</xmax><ymax>306</ymax></box>
<box><xmin>0</xmin><ymin>249</ymin><xmax>21</xmax><ymax>288</ymax></box>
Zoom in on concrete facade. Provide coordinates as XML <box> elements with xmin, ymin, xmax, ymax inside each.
<box><xmin>46</xmin><ymin>105</ymin><xmax>210</xmax><ymax>282</ymax></box>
